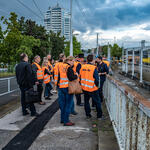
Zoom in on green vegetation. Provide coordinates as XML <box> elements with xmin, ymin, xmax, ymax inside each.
<box><xmin>102</xmin><ymin>43</ymin><xmax>122</xmax><ymax>59</ymax></box>
<box><xmin>0</xmin><ymin>72</ymin><xmax>15</xmax><ymax>78</ymax></box>
<box><xmin>65</xmin><ymin>36</ymin><xmax>82</xmax><ymax>57</ymax></box>
<box><xmin>0</xmin><ymin>12</ymin><xmax>82</xmax><ymax>65</ymax></box>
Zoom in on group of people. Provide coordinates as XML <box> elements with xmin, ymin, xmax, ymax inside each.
<box><xmin>15</xmin><ymin>52</ymin><xmax>109</xmax><ymax>126</ymax></box>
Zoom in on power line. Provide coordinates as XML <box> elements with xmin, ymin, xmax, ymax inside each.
<box><xmin>32</xmin><ymin>0</ymin><xmax>44</xmax><ymax>18</ymax></box>
<box><xmin>16</xmin><ymin>0</ymin><xmax>43</xmax><ymax>21</ymax></box>
<box><xmin>75</xmin><ymin>0</ymin><xmax>87</xmax><ymax>20</ymax></box>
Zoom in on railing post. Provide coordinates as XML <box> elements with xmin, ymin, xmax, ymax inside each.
<box><xmin>132</xmin><ymin>49</ymin><xmax>135</xmax><ymax>78</ymax></box>
<box><xmin>140</xmin><ymin>40</ymin><xmax>145</xmax><ymax>83</ymax></box>
<box><xmin>122</xmin><ymin>47</ymin><xmax>124</xmax><ymax>72</ymax></box>
<box><xmin>8</xmin><ymin>78</ymin><xmax>10</xmax><ymax>92</ymax></box>
<box><xmin>126</xmin><ymin>49</ymin><xmax>128</xmax><ymax>74</ymax></box>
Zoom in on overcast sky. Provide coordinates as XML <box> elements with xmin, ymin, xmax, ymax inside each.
<box><xmin>1</xmin><ymin>0</ymin><xmax>150</xmax><ymax>49</ymax></box>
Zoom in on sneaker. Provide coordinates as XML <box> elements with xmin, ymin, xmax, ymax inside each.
<box><xmin>45</xmin><ymin>97</ymin><xmax>51</xmax><ymax>100</ymax></box>
<box><xmin>71</xmin><ymin>111</ymin><xmax>78</xmax><ymax>115</ymax></box>
<box><xmin>31</xmin><ymin>113</ymin><xmax>40</xmax><ymax>117</ymax></box>
<box><xmin>52</xmin><ymin>90</ymin><xmax>57</xmax><ymax>93</ymax></box>
<box><xmin>64</xmin><ymin>122</ymin><xmax>75</xmax><ymax>126</ymax></box>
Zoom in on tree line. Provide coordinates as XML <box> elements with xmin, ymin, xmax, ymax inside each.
<box><xmin>0</xmin><ymin>12</ymin><xmax>82</xmax><ymax>64</ymax></box>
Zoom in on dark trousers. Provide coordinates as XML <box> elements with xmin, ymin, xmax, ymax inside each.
<box><xmin>99</xmin><ymin>79</ymin><xmax>105</xmax><ymax>102</ymax></box>
<box><xmin>20</xmin><ymin>87</ymin><xmax>36</xmax><ymax>115</ymax></box>
<box><xmin>37</xmin><ymin>83</ymin><xmax>43</xmax><ymax>102</ymax></box>
<box><xmin>84</xmin><ymin>90</ymin><xmax>102</xmax><ymax>118</ymax></box>
<box><xmin>92</xmin><ymin>79</ymin><xmax>105</xmax><ymax>106</ymax></box>
<box><xmin>75</xmin><ymin>94</ymin><xmax>81</xmax><ymax>105</ymax></box>
<box><xmin>44</xmin><ymin>82</ymin><xmax>52</xmax><ymax>97</ymax></box>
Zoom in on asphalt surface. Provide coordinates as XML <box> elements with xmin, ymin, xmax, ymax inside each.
<box><xmin>0</xmin><ymin>94</ymin><xmax>98</xmax><ymax>150</ymax></box>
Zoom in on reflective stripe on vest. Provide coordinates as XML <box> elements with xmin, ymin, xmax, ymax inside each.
<box><xmin>80</xmin><ymin>64</ymin><xmax>98</xmax><ymax>92</ymax></box>
<box><xmin>33</xmin><ymin>62</ymin><xmax>43</xmax><ymax>80</ymax></box>
<box><xmin>58</xmin><ymin>63</ymin><xmax>69</xmax><ymax>88</ymax></box>
<box><xmin>81</xmin><ymin>78</ymin><xmax>94</xmax><ymax>83</ymax></box>
<box><xmin>42</xmin><ymin>67</ymin><xmax>50</xmax><ymax>84</ymax></box>
<box><xmin>81</xmin><ymin>83</ymin><xmax>96</xmax><ymax>89</ymax></box>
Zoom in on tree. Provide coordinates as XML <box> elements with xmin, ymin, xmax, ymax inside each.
<box><xmin>0</xmin><ymin>12</ymin><xmax>41</xmax><ymax>63</ymax></box>
<box><xmin>102</xmin><ymin>44</ymin><xmax>112</xmax><ymax>56</ymax></box>
<box><xmin>18</xmin><ymin>19</ymin><xmax>51</xmax><ymax>60</ymax></box>
<box><xmin>65</xmin><ymin>36</ymin><xmax>82</xmax><ymax>56</ymax></box>
<box><xmin>16</xmin><ymin>35</ymin><xmax>41</xmax><ymax>62</ymax></box>
<box><xmin>49</xmin><ymin>31</ymin><xmax>65</xmax><ymax>60</ymax></box>
<box><xmin>111</xmin><ymin>43</ymin><xmax>122</xmax><ymax>59</ymax></box>
<box><xmin>1</xmin><ymin>12</ymin><xmax>22</xmax><ymax>63</ymax></box>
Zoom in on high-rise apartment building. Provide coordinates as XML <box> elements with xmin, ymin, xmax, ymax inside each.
<box><xmin>44</xmin><ymin>3</ymin><xmax>70</xmax><ymax>41</ymax></box>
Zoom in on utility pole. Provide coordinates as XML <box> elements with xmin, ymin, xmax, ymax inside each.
<box><xmin>48</xmin><ymin>34</ymin><xmax>51</xmax><ymax>54</ymax></box>
<box><xmin>107</xmin><ymin>42</ymin><xmax>111</xmax><ymax>64</ymax></box>
<box><xmin>69</xmin><ymin>0</ymin><xmax>73</xmax><ymax>56</ymax></box>
<box><xmin>96</xmin><ymin>33</ymin><xmax>99</xmax><ymax>56</ymax></box>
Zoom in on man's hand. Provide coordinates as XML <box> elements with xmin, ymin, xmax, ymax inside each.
<box><xmin>35</xmin><ymin>81</ymin><xmax>39</xmax><ymax>85</ymax></box>
<box><xmin>99</xmin><ymin>72</ymin><xmax>106</xmax><ymax>75</ymax></box>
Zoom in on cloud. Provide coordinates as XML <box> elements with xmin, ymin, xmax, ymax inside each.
<box><xmin>142</xmin><ymin>25</ymin><xmax>150</xmax><ymax>30</ymax></box>
<box><xmin>1</xmin><ymin>0</ymin><xmax>150</xmax><ymax>48</ymax></box>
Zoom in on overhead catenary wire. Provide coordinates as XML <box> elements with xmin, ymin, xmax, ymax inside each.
<box><xmin>32</xmin><ymin>0</ymin><xmax>44</xmax><ymax>18</ymax></box>
<box><xmin>15</xmin><ymin>0</ymin><xmax>43</xmax><ymax>21</ymax></box>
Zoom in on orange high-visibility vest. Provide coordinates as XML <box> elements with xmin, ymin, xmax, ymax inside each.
<box><xmin>103</xmin><ymin>60</ymin><xmax>110</xmax><ymax>67</ymax></box>
<box><xmin>33</xmin><ymin>62</ymin><xmax>43</xmax><ymax>80</ymax></box>
<box><xmin>48</xmin><ymin>61</ymin><xmax>53</xmax><ymax>77</ymax></box>
<box><xmin>58</xmin><ymin>63</ymin><xmax>69</xmax><ymax>88</ymax></box>
<box><xmin>80</xmin><ymin>64</ymin><xmax>98</xmax><ymax>92</ymax></box>
<box><xmin>73</xmin><ymin>61</ymin><xmax>80</xmax><ymax>73</ymax></box>
<box><xmin>53</xmin><ymin>62</ymin><xmax>63</xmax><ymax>86</ymax></box>
<box><xmin>42</xmin><ymin>67</ymin><xmax>51</xmax><ymax>84</ymax></box>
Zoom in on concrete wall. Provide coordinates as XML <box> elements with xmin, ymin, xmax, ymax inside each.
<box><xmin>104</xmin><ymin>75</ymin><xmax>150</xmax><ymax>150</ymax></box>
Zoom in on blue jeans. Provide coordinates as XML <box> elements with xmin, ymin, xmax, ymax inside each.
<box><xmin>44</xmin><ymin>82</ymin><xmax>52</xmax><ymax>97</ymax></box>
<box><xmin>58</xmin><ymin>88</ymin><xmax>73</xmax><ymax>123</ymax></box>
<box><xmin>83</xmin><ymin>90</ymin><xmax>102</xmax><ymax>118</ymax></box>
<box><xmin>71</xmin><ymin>99</ymin><xmax>75</xmax><ymax>113</ymax></box>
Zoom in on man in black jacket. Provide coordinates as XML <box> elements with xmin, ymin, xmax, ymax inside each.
<box><xmin>96</xmin><ymin>56</ymin><xmax>109</xmax><ymax>102</ymax></box>
<box><xmin>15</xmin><ymin>53</ymin><xmax>38</xmax><ymax>116</ymax></box>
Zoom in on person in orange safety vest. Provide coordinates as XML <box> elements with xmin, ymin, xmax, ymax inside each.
<box><xmin>42</xmin><ymin>58</ymin><xmax>52</xmax><ymax>100</ymax></box>
<box><xmin>32</xmin><ymin>55</ymin><xmax>45</xmax><ymax>105</ymax></box>
<box><xmin>57</xmin><ymin>56</ymin><xmax>78</xmax><ymax>126</ymax></box>
<box><xmin>73</xmin><ymin>53</ymin><xmax>84</xmax><ymax>106</ymax></box>
<box><xmin>53</xmin><ymin>53</ymin><xmax>66</xmax><ymax>87</ymax></box>
<box><xmin>79</xmin><ymin>54</ymin><xmax>103</xmax><ymax>119</ymax></box>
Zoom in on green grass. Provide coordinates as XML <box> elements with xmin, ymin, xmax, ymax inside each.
<box><xmin>0</xmin><ymin>72</ymin><xmax>15</xmax><ymax>78</ymax></box>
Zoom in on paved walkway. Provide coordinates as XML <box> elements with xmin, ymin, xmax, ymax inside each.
<box><xmin>0</xmin><ymin>93</ymin><xmax>98</xmax><ymax>150</ymax></box>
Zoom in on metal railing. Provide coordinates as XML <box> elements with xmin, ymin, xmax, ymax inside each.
<box><xmin>0</xmin><ymin>77</ymin><xmax>19</xmax><ymax>96</ymax></box>
<box><xmin>104</xmin><ymin>75</ymin><xmax>150</xmax><ymax>150</ymax></box>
